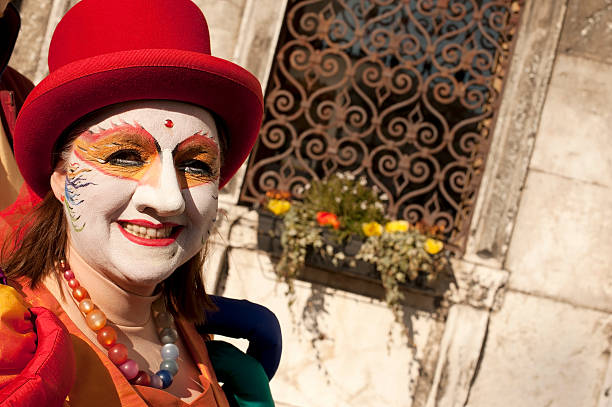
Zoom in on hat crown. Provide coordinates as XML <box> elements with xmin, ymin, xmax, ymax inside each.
<box><xmin>49</xmin><ymin>0</ymin><xmax>211</xmax><ymax>73</ymax></box>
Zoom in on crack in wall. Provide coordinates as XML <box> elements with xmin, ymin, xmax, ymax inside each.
<box><xmin>463</xmin><ymin>313</ymin><xmax>491</xmax><ymax>407</ymax></box>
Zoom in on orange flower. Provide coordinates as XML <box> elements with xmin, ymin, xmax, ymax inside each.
<box><xmin>316</xmin><ymin>211</ymin><xmax>340</xmax><ymax>229</ymax></box>
<box><xmin>265</xmin><ymin>190</ymin><xmax>291</xmax><ymax>200</ymax></box>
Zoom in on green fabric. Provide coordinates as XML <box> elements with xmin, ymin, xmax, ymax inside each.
<box><xmin>206</xmin><ymin>340</ymin><xmax>275</xmax><ymax>407</ymax></box>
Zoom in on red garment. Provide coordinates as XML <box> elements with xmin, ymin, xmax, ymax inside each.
<box><xmin>0</xmin><ymin>306</ymin><xmax>75</xmax><ymax>407</ymax></box>
<box><xmin>1</xmin><ymin>280</ymin><xmax>230</xmax><ymax>407</ymax></box>
<box><xmin>0</xmin><ymin>183</ymin><xmax>41</xmax><ymax>245</ymax></box>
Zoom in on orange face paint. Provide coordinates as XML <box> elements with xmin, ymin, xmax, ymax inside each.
<box><xmin>73</xmin><ymin>124</ymin><xmax>219</xmax><ymax>189</ymax></box>
<box><xmin>74</xmin><ymin>124</ymin><xmax>158</xmax><ymax>181</ymax></box>
<box><xmin>173</xmin><ymin>133</ymin><xmax>220</xmax><ymax>188</ymax></box>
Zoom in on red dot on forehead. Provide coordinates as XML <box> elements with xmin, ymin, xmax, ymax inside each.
<box><xmin>164</xmin><ymin>119</ymin><xmax>174</xmax><ymax>128</ymax></box>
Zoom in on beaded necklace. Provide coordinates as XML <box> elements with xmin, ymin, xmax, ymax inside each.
<box><xmin>59</xmin><ymin>260</ymin><xmax>179</xmax><ymax>389</ymax></box>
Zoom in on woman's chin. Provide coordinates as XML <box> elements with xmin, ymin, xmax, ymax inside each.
<box><xmin>113</xmin><ymin>268</ymin><xmax>175</xmax><ymax>294</ymax></box>
<box><xmin>108</xmin><ymin>252</ymin><xmax>184</xmax><ymax>289</ymax></box>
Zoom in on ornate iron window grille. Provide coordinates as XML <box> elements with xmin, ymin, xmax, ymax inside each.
<box><xmin>240</xmin><ymin>0</ymin><xmax>524</xmax><ymax>253</ymax></box>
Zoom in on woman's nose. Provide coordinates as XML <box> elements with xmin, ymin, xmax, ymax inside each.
<box><xmin>131</xmin><ymin>151</ymin><xmax>185</xmax><ymax>217</ymax></box>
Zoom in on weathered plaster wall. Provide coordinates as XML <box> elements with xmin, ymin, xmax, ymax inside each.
<box><xmin>8</xmin><ymin>0</ymin><xmax>55</xmax><ymax>80</ymax></box>
<box><xmin>8</xmin><ymin>0</ymin><xmax>250</xmax><ymax>82</ymax></box>
<box><xmin>467</xmin><ymin>0</ymin><xmax>612</xmax><ymax>405</ymax></box>
<box><xmin>219</xmin><ymin>213</ymin><xmax>435</xmax><ymax>406</ymax></box>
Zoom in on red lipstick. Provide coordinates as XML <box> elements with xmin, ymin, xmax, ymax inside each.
<box><xmin>116</xmin><ymin>220</ymin><xmax>183</xmax><ymax>247</ymax></box>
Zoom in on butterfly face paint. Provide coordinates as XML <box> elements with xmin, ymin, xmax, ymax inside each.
<box><xmin>58</xmin><ymin>101</ymin><xmax>220</xmax><ymax>293</ymax></box>
<box><xmin>73</xmin><ymin>125</ymin><xmax>219</xmax><ymax>188</ymax></box>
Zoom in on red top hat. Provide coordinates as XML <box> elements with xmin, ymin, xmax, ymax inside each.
<box><xmin>13</xmin><ymin>0</ymin><xmax>263</xmax><ymax>198</ymax></box>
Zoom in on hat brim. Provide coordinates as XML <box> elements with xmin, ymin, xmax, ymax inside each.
<box><xmin>14</xmin><ymin>48</ymin><xmax>263</xmax><ymax>198</ymax></box>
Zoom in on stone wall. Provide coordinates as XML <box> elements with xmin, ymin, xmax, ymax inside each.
<box><xmin>467</xmin><ymin>0</ymin><xmax>612</xmax><ymax>405</ymax></box>
<box><xmin>8</xmin><ymin>0</ymin><xmax>612</xmax><ymax>406</ymax></box>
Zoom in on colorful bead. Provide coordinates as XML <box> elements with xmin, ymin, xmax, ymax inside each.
<box><xmin>85</xmin><ymin>309</ymin><xmax>107</xmax><ymax>330</ymax></box>
<box><xmin>78</xmin><ymin>298</ymin><xmax>95</xmax><ymax>314</ymax></box>
<box><xmin>130</xmin><ymin>370</ymin><xmax>151</xmax><ymax>386</ymax></box>
<box><xmin>108</xmin><ymin>343</ymin><xmax>128</xmax><ymax>365</ymax></box>
<box><xmin>164</xmin><ymin>119</ymin><xmax>174</xmax><ymax>128</ymax></box>
<box><xmin>72</xmin><ymin>286</ymin><xmax>88</xmax><ymax>301</ymax></box>
<box><xmin>97</xmin><ymin>326</ymin><xmax>117</xmax><ymax>349</ymax></box>
<box><xmin>161</xmin><ymin>343</ymin><xmax>179</xmax><ymax>360</ymax></box>
<box><xmin>119</xmin><ymin>359</ymin><xmax>139</xmax><ymax>380</ymax></box>
<box><xmin>60</xmin><ymin>260</ymin><xmax>181</xmax><ymax>391</ymax></box>
<box><xmin>156</xmin><ymin>370</ymin><xmax>173</xmax><ymax>389</ymax></box>
<box><xmin>160</xmin><ymin>359</ymin><xmax>178</xmax><ymax>375</ymax></box>
<box><xmin>159</xmin><ymin>328</ymin><xmax>178</xmax><ymax>344</ymax></box>
<box><xmin>150</xmin><ymin>373</ymin><xmax>164</xmax><ymax>389</ymax></box>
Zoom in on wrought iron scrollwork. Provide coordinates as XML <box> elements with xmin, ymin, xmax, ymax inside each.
<box><xmin>240</xmin><ymin>0</ymin><xmax>524</xmax><ymax>253</ymax></box>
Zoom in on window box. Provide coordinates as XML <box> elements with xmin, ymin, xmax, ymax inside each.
<box><xmin>257</xmin><ymin>209</ymin><xmax>448</xmax><ymax>295</ymax></box>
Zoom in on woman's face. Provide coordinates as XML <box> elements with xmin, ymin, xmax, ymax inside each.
<box><xmin>51</xmin><ymin>101</ymin><xmax>220</xmax><ymax>293</ymax></box>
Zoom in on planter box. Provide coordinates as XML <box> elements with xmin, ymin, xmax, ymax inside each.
<box><xmin>304</xmin><ymin>231</ymin><xmax>378</xmax><ymax>280</ymax></box>
<box><xmin>256</xmin><ymin>209</ymin><xmax>284</xmax><ymax>257</ymax></box>
<box><xmin>256</xmin><ymin>209</ymin><xmax>449</xmax><ymax>297</ymax></box>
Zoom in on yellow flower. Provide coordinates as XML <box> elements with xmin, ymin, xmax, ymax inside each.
<box><xmin>267</xmin><ymin>199</ymin><xmax>291</xmax><ymax>215</ymax></box>
<box><xmin>362</xmin><ymin>221</ymin><xmax>382</xmax><ymax>237</ymax></box>
<box><xmin>385</xmin><ymin>220</ymin><xmax>409</xmax><ymax>233</ymax></box>
<box><xmin>424</xmin><ymin>238</ymin><xmax>444</xmax><ymax>255</ymax></box>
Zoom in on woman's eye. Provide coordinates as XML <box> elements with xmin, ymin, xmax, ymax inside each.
<box><xmin>178</xmin><ymin>159</ymin><xmax>213</xmax><ymax>176</ymax></box>
<box><xmin>104</xmin><ymin>150</ymin><xmax>144</xmax><ymax>167</ymax></box>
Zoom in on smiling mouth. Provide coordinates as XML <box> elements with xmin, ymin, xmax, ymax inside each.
<box><xmin>117</xmin><ymin>221</ymin><xmax>183</xmax><ymax>246</ymax></box>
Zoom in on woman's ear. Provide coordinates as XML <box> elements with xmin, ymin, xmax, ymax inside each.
<box><xmin>50</xmin><ymin>166</ymin><xmax>67</xmax><ymax>203</ymax></box>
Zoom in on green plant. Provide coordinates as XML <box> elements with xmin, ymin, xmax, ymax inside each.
<box><xmin>275</xmin><ymin>173</ymin><xmax>386</xmax><ymax>298</ymax></box>
<box><xmin>270</xmin><ymin>173</ymin><xmax>451</xmax><ymax>328</ymax></box>
<box><xmin>276</xmin><ymin>202</ymin><xmax>320</xmax><ymax>304</ymax></box>
<box><xmin>357</xmin><ymin>225</ymin><xmax>450</xmax><ymax>325</ymax></box>
<box><xmin>303</xmin><ymin>173</ymin><xmax>386</xmax><ymax>241</ymax></box>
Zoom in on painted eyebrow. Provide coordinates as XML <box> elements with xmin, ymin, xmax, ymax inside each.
<box><xmin>88</xmin><ymin>122</ymin><xmax>161</xmax><ymax>152</ymax></box>
<box><xmin>172</xmin><ymin>132</ymin><xmax>218</xmax><ymax>156</ymax></box>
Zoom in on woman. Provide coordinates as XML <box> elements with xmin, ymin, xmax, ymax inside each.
<box><xmin>0</xmin><ymin>0</ymin><xmax>279</xmax><ymax>406</ymax></box>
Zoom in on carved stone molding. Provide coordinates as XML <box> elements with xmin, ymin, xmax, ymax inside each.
<box><xmin>463</xmin><ymin>0</ymin><xmax>569</xmax><ymax>268</ymax></box>
<box><xmin>445</xmin><ymin>259</ymin><xmax>509</xmax><ymax>311</ymax></box>
<box><xmin>425</xmin><ymin>304</ymin><xmax>489</xmax><ymax>407</ymax></box>
<box><xmin>10</xmin><ymin>0</ymin><xmax>53</xmax><ymax>79</ymax></box>
<box><xmin>220</xmin><ymin>0</ymin><xmax>289</xmax><ymax>203</ymax></box>
<box><xmin>32</xmin><ymin>0</ymin><xmax>73</xmax><ymax>83</ymax></box>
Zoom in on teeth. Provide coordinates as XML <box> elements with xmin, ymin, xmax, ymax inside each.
<box><xmin>122</xmin><ymin>223</ymin><xmax>173</xmax><ymax>239</ymax></box>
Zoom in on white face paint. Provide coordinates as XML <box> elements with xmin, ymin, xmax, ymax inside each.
<box><xmin>55</xmin><ymin>101</ymin><xmax>220</xmax><ymax>293</ymax></box>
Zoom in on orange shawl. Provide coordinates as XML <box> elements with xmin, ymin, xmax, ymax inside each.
<box><xmin>12</xmin><ymin>279</ymin><xmax>230</xmax><ymax>407</ymax></box>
